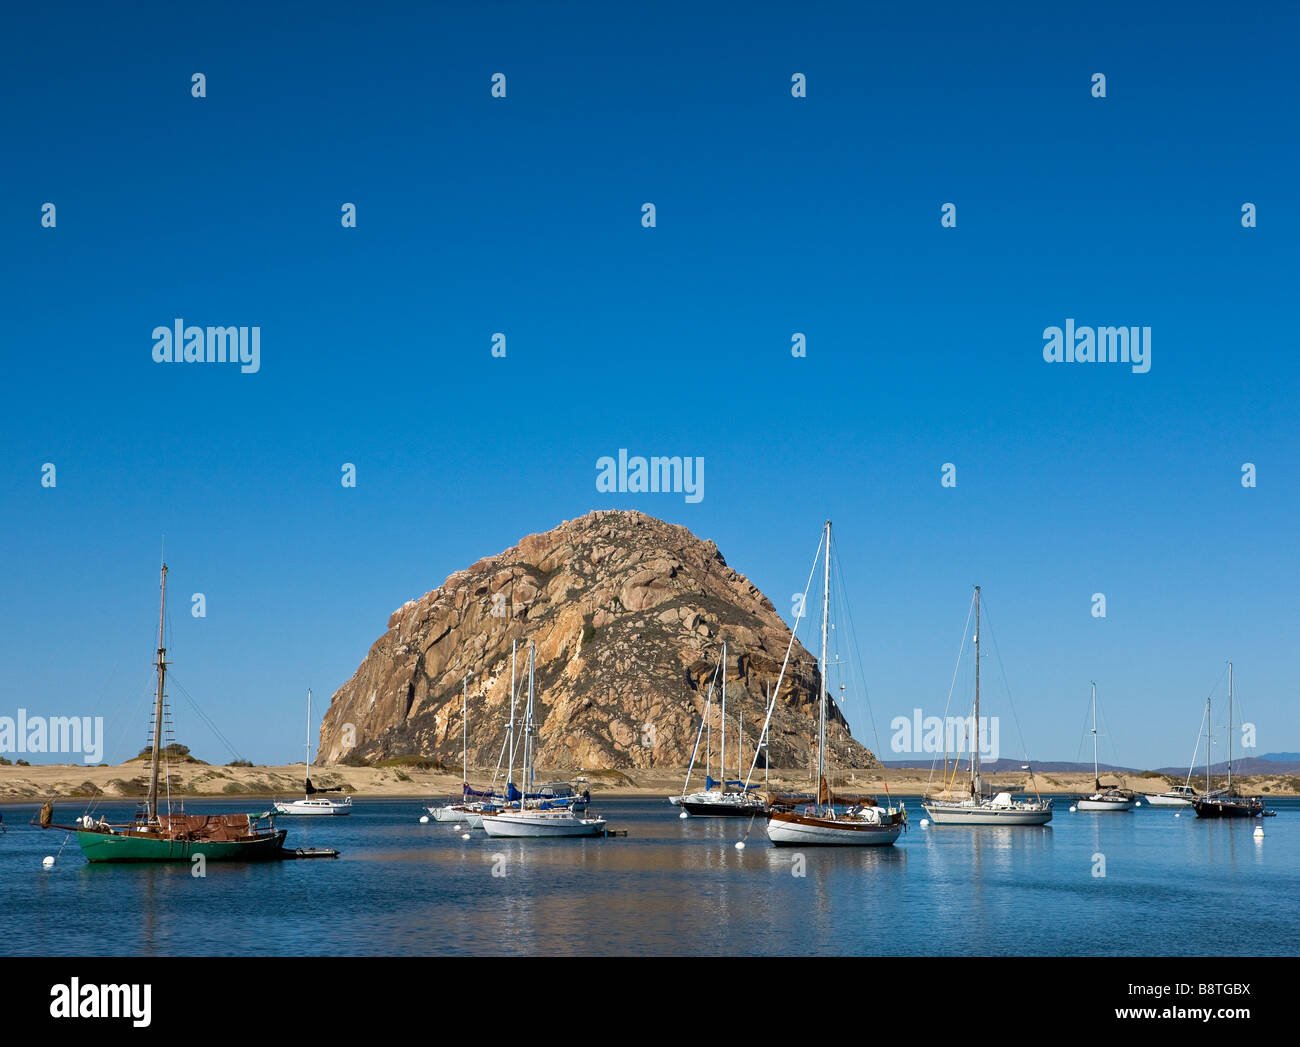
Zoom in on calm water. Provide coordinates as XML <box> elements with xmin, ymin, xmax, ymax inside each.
<box><xmin>2</xmin><ymin>796</ymin><xmax>1297</xmax><ymax>956</ymax></box>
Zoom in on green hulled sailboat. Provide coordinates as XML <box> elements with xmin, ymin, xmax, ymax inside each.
<box><xmin>40</xmin><ymin>561</ymin><xmax>287</xmax><ymax>862</ymax></box>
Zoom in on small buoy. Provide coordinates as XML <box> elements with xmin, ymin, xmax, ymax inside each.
<box><xmin>74</xmin><ymin>816</ymin><xmax>83</xmax><ymax>826</ymax></box>
<box><xmin>419</xmin><ymin>815</ymin><xmax>429</xmax><ymax>824</ymax></box>
<box><xmin>919</xmin><ymin>818</ymin><xmax>930</xmax><ymax>828</ymax></box>
<box><xmin>1174</xmin><ymin>812</ymin><xmax>1181</xmax><ymax>818</ymax></box>
<box><xmin>42</xmin><ymin>856</ymin><xmax>55</xmax><ymax>868</ymax></box>
<box><xmin>461</xmin><ymin>832</ymin><xmax>471</xmax><ymax>840</ymax></box>
<box><xmin>1253</xmin><ymin>825</ymin><xmax>1264</xmax><ymax>838</ymax></box>
<box><xmin>1069</xmin><ymin>805</ymin><xmax>1077</xmax><ymax>813</ymax></box>
<box><xmin>678</xmin><ymin>811</ymin><xmax>688</xmax><ymax>819</ymax></box>
<box><xmin>453</xmin><ymin>824</ymin><xmax>462</xmax><ymax>831</ymax></box>
<box><xmin>1135</xmin><ymin>801</ymin><xmax>1142</xmax><ymax>808</ymax></box>
<box><xmin>734</xmin><ymin>840</ymin><xmax>745</xmax><ymax>850</ymax></box>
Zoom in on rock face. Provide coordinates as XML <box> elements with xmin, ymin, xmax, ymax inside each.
<box><xmin>319</xmin><ymin>510</ymin><xmax>876</xmax><ymax>771</ymax></box>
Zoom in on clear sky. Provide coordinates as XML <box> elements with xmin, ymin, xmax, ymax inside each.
<box><xmin>2</xmin><ymin>1</ymin><xmax>1296</xmax><ymax>769</ymax></box>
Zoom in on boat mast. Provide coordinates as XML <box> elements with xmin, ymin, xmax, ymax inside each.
<box><xmin>1091</xmin><ymin>681</ymin><xmax>1099</xmax><ymax>792</ymax></box>
<box><xmin>818</xmin><ymin>521</ymin><xmax>830</xmax><ymax>811</ymax></box>
<box><xmin>1226</xmin><ymin>661</ymin><xmax>1233</xmax><ymax>793</ymax></box>
<box><xmin>1205</xmin><ymin>693</ymin><xmax>1211</xmax><ymax>794</ymax></box>
<box><xmin>147</xmin><ymin>562</ymin><xmax>168</xmax><ymax>822</ymax></box>
<box><xmin>304</xmin><ymin>687</ymin><xmax>312</xmax><ymax>796</ymax></box>
<box><xmin>720</xmin><ymin>641</ymin><xmax>727</xmax><ymax>786</ymax></box>
<box><xmin>507</xmin><ymin>640</ymin><xmax>516</xmax><ymax>795</ymax></box>
<box><xmin>462</xmin><ymin>673</ymin><xmax>469</xmax><ymax>789</ymax></box>
<box><xmin>526</xmin><ymin>642</ymin><xmax>535</xmax><ymax>797</ymax></box>
<box><xmin>972</xmin><ymin>585</ymin><xmax>981</xmax><ymax>797</ymax></box>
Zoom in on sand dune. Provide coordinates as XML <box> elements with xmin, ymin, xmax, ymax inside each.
<box><xmin>2</xmin><ymin>761</ymin><xmax>1295</xmax><ymax>806</ymax></box>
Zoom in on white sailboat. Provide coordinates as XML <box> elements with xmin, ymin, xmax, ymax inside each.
<box><xmin>427</xmin><ymin>671</ymin><xmax>496</xmax><ymax>826</ymax></box>
<box><xmin>763</xmin><ymin>521</ymin><xmax>906</xmax><ymax>847</ymax></box>
<box><xmin>481</xmin><ymin>641</ymin><xmax>607</xmax><ymax>839</ymax></box>
<box><xmin>1144</xmin><ymin>785</ymin><xmax>1197</xmax><ymax>807</ymax></box>
<box><xmin>1075</xmin><ymin>681</ymin><xmax>1136</xmax><ymax>812</ymax></box>
<box><xmin>921</xmin><ymin>587</ymin><xmax>1053</xmax><ymax>826</ymax></box>
<box><xmin>274</xmin><ymin>688</ymin><xmax>353</xmax><ymax>815</ymax></box>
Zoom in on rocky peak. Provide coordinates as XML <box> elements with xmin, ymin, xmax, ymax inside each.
<box><xmin>319</xmin><ymin>510</ymin><xmax>875</xmax><ymax>770</ymax></box>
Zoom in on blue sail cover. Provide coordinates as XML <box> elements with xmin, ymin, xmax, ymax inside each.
<box><xmin>462</xmin><ymin>783</ymin><xmax>500</xmax><ymax>799</ymax></box>
<box><xmin>504</xmin><ymin>782</ymin><xmax>577</xmax><ymax>804</ymax></box>
<box><xmin>705</xmin><ymin>775</ymin><xmax>759</xmax><ymax>792</ymax></box>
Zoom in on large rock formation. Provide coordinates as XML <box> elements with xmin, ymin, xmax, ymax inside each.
<box><xmin>319</xmin><ymin>510</ymin><xmax>876</xmax><ymax>771</ymax></box>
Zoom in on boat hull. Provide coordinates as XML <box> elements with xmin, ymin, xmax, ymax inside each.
<box><xmin>766</xmin><ymin>811</ymin><xmax>902</xmax><ymax>847</ymax></box>
<box><xmin>429</xmin><ymin>804</ymin><xmax>488</xmax><ymax>826</ymax></box>
<box><xmin>273</xmin><ymin>799</ymin><xmax>351</xmax><ymax>816</ymax></box>
<box><xmin>922</xmin><ymin>802</ymin><xmax>1052</xmax><ymax>826</ymax></box>
<box><xmin>480</xmin><ymin>812</ymin><xmax>607</xmax><ymax>838</ymax></box>
<box><xmin>1076</xmin><ymin>797</ymin><xmax>1135</xmax><ymax>811</ymax></box>
<box><xmin>1144</xmin><ymin>793</ymin><xmax>1194</xmax><ymax>807</ymax></box>
<box><xmin>1192</xmin><ymin>798</ymin><xmax>1265</xmax><ymax>819</ymax></box>
<box><xmin>680</xmin><ymin>799</ymin><xmax>768</xmax><ymax>818</ymax></box>
<box><xmin>76</xmin><ymin>828</ymin><xmax>288</xmax><ymax>863</ymax></box>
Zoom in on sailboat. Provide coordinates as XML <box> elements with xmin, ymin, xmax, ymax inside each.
<box><xmin>480</xmin><ymin>642</ymin><xmax>608</xmax><ymax>838</ymax></box>
<box><xmin>39</xmin><ymin>562</ymin><xmax>288</xmax><ymax>861</ymax></box>
<box><xmin>764</xmin><ymin>521</ymin><xmax>906</xmax><ymax>847</ymax></box>
<box><xmin>676</xmin><ymin>641</ymin><xmax>769</xmax><ymax>818</ymax></box>
<box><xmin>1075</xmin><ymin>682</ymin><xmax>1136</xmax><ymax>811</ymax></box>
<box><xmin>1144</xmin><ymin>784</ymin><xmax>1198</xmax><ymax>807</ymax></box>
<box><xmin>427</xmin><ymin>672</ymin><xmax>495</xmax><ymax>825</ymax></box>
<box><xmin>274</xmin><ymin>688</ymin><xmax>352</xmax><ymax>815</ymax></box>
<box><xmin>1192</xmin><ymin>662</ymin><xmax>1268</xmax><ymax>819</ymax></box>
<box><xmin>921</xmin><ymin>587</ymin><xmax>1053</xmax><ymax>826</ymax></box>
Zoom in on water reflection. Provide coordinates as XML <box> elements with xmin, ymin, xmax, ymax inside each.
<box><xmin>3</xmin><ymin>796</ymin><xmax>1297</xmax><ymax>956</ymax></box>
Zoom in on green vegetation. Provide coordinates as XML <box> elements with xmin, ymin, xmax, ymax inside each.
<box><xmin>130</xmin><ymin>742</ymin><xmax>205</xmax><ymax>763</ymax></box>
<box><xmin>226</xmin><ymin>758</ymin><xmax>254</xmax><ymax>768</ymax></box>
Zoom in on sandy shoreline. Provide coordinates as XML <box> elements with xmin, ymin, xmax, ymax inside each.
<box><xmin>2</xmin><ymin>760</ymin><xmax>1296</xmax><ymax>806</ymax></box>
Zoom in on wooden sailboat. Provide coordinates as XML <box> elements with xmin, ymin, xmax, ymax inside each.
<box><xmin>921</xmin><ymin>587</ymin><xmax>1053</xmax><ymax>825</ymax></box>
<box><xmin>1074</xmin><ymin>681</ymin><xmax>1136</xmax><ymax>811</ymax></box>
<box><xmin>274</xmin><ymin>688</ymin><xmax>352</xmax><ymax>815</ymax></box>
<box><xmin>1192</xmin><ymin>662</ymin><xmax>1268</xmax><ymax>819</ymax></box>
<box><xmin>480</xmin><ymin>642</ymin><xmax>607</xmax><ymax>838</ymax></box>
<box><xmin>765</xmin><ymin>521</ymin><xmax>906</xmax><ymax>847</ymax></box>
<box><xmin>39</xmin><ymin>562</ymin><xmax>287</xmax><ymax>862</ymax></box>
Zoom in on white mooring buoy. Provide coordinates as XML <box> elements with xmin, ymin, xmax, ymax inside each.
<box><xmin>734</xmin><ymin>840</ymin><xmax>745</xmax><ymax>850</ymax></box>
<box><xmin>42</xmin><ymin>856</ymin><xmax>55</xmax><ymax>869</ymax></box>
<box><xmin>679</xmin><ymin>811</ymin><xmax>688</xmax><ymax>819</ymax></box>
<box><xmin>1174</xmin><ymin>812</ymin><xmax>1181</xmax><ymax>818</ymax></box>
<box><xmin>419</xmin><ymin>815</ymin><xmax>429</xmax><ymax>824</ymax></box>
<box><xmin>1135</xmin><ymin>801</ymin><xmax>1142</xmax><ymax>807</ymax></box>
<box><xmin>1254</xmin><ymin>825</ymin><xmax>1264</xmax><ymax>839</ymax></box>
<box><xmin>461</xmin><ymin>832</ymin><xmax>471</xmax><ymax>840</ymax></box>
<box><xmin>919</xmin><ymin>818</ymin><xmax>930</xmax><ymax>828</ymax></box>
<box><xmin>1069</xmin><ymin>805</ymin><xmax>1078</xmax><ymax>813</ymax></box>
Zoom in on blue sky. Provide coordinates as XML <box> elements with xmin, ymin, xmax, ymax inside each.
<box><xmin>1</xmin><ymin>1</ymin><xmax>1296</xmax><ymax>769</ymax></box>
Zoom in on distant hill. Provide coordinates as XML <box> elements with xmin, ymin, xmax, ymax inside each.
<box><xmin>884</xmin><ymin>754</ymin><xmax>1300</xmax><ymax>776</ymax></box>
<box><xmin>881</xmin><ymin>758</ymin><xmax>1140</xmax><ymax>774</ymax></box>
<box><xmin>1156</xmin><ymin>756</ymin><xmax>1300</xmax><ymax>775</ymax></box>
